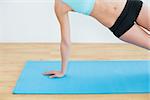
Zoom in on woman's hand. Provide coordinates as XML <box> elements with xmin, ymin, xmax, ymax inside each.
<box><xmin>43</xmin><ymin>71</ymin><xmax>65</xmax><ymax>78</ymax></box>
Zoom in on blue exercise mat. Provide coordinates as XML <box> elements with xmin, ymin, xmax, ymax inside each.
<box><xmin>13</xmin><ymin>60</ymin><xmax>150</xmax><ymax>94</ymax></box>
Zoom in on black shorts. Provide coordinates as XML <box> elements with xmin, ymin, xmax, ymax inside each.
<box><xmin>109</xmin><ymin>0</ymin><xmax>143</xmax><ymax>38</ymax></box>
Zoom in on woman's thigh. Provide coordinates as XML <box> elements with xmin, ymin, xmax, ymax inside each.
<box><xmin>136</xmin><ymin>1</ymin><xmax>150</xmax><ymax>31</ymax></box>
<box><xmin>119</xmin><ymin>24</ymin><xmax>150</xmax><ymax>50</ymax></box>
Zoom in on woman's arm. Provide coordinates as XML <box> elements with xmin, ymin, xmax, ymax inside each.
<box><xmin>56</xmin><ymin>0</ymin><xmax>71</xmax><ymax>74</ymax></box>
<box><xmin>44</xmin><ymin>0</ymin><xmax>72</xmax><ymax>78</ymax></box>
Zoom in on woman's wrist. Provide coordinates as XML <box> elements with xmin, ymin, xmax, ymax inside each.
<box><xmin>61</xmin><ymin>70</ymin><xmax>66</xmax><ymax>74</ymax></box>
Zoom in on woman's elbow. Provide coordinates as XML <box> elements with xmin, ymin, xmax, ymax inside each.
<box><xmin>61</xmin><ymin>40</ymin><xmax>71</xmax><ymax>48</ymax></box>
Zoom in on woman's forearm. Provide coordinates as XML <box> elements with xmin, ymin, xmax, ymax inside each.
<box><xmin>60</xmin><ymin>41</ymin><xmax>71</xmax><ymax>74</ymax></box>
<box><xmin>54</xmin><ymin>0</ymin><xmax>71</xmax><ymax>75</ymax></box>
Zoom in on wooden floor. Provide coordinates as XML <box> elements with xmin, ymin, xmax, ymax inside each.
<box><xmin>0</xmin><ymin>43</ymin><xmax>150</xmax><ymax>100</ymax></box>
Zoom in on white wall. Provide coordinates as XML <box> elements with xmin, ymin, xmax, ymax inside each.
<box><xmin>0</xmin><ymin>0</ymin><xmax>149</xmax><ymax>43</ymax></box>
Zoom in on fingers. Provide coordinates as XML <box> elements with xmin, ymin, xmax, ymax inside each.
<box><xmin>50</xmin><ymin>75</ymin><xmax>57</xmax><ymax>78</ymax></box>
<box><xmin>48</xmin><ymin>71</ymin><xmax>56</xmax><ymax>74</ymax></box>
<box><xmin>43</xmin><ymin>71</ymin><xmax>65</xmax><ymax>78</ymax></box>
<box><xmin>43</xmin><ymin>72</ymin><xmax>51</xmax><ymax>75</ymax></box>
<box><xmin>43</xmin><ymin>71</ymin><xmax>56</xmax><ymax>75</ymax></box>
<box><xmin>49</xmin><ymin>73</ymin><xmax>65</xmax><ymax>78</ymax></box>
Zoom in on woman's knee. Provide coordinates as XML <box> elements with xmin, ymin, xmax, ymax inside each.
<box><xmin>136</xmin><ymin>2</ymin><xmax>150</xmax><ymax>31</ymax></box>
<box><xmin>146</xmin><ymin>40</ymin><xmax>150</xmax><ymax>50</ymax></box>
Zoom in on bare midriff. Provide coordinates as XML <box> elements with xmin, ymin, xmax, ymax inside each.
<box><xmin>90</xmin><ymin>0</ymin><xmax>127</xmax><ymax>28</ymax></box>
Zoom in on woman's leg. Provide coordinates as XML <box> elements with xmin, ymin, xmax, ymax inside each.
<box><xmin>136</xmin><ymin>1</ymin><xmax>150</xmax><ymax>31</ymax></box>
<box><xmin>119</xmin><ymin>24</ymin><xmax>150</xmax><ymax>50</ymax></box>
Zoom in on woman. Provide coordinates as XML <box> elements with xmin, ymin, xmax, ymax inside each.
<box><xmin>44</xmin><ymin>0</ymin><xmax>150</xmax><ymax>78</ymax></box>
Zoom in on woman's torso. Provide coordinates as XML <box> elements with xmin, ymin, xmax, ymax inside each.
<box><xmin>63</xmin><ymin>0</ymin><xmax>127</xmax><ymax>28</ymax></box>
<box><xmin>91</xmin><ymin>0</ymin><xmax>127</xmax><ymax>28</ymax></box>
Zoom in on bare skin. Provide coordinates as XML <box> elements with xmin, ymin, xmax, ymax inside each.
<box><xmin>44</xmin><ymin>0</ymin><xmax>150</xmax><ymax>78</ymax></box>
<box><xmin>119</xmin><ymin>2</ymin><xmax>150</xmax><ymax>50</ymax></box>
